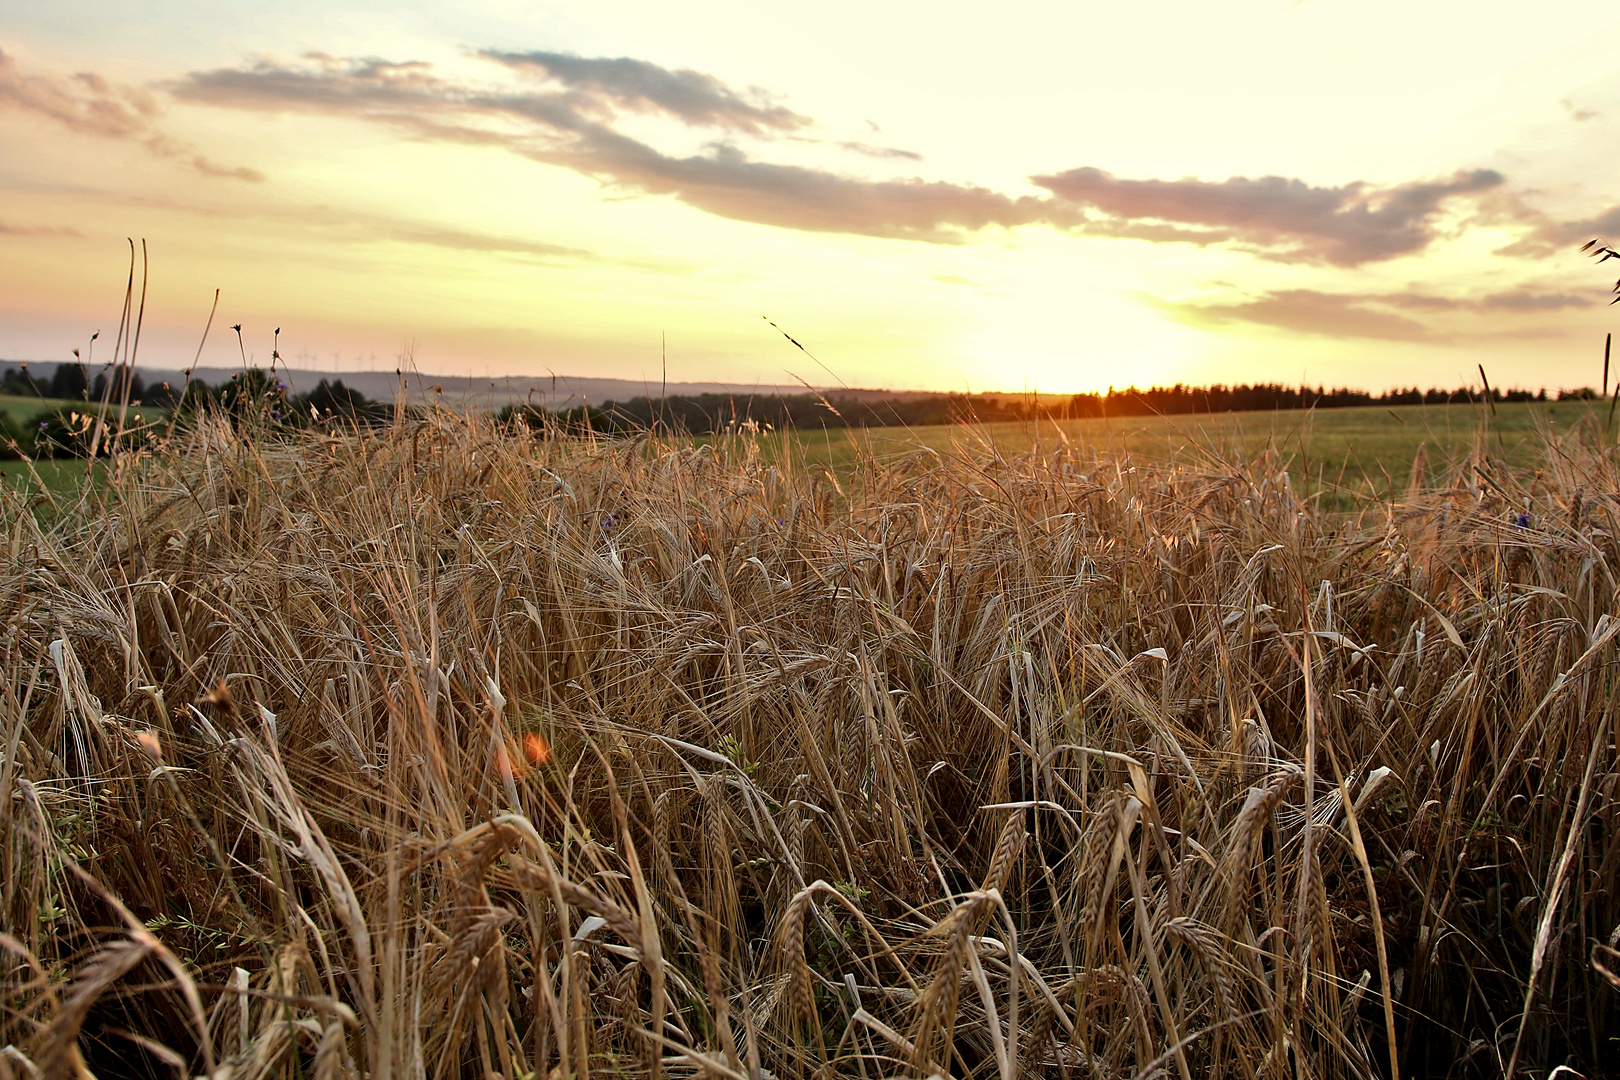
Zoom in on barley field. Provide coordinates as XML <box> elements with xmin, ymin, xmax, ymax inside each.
<box><xmin>1</xmin><ymin>405</ymin><xmax>1616</xmax><ymax>1078</ymax></box>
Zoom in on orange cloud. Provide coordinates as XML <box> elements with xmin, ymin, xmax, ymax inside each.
<box><xmin>0</xmin><ymin>46</ymin><xmax>261</xmax><ymax>181</ymax></box>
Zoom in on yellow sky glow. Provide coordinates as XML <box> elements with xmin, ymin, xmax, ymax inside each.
<box><xmin>3</xmin><ymin>1</ymin><xmax>1620</xmax><ymax>394</ymax></box>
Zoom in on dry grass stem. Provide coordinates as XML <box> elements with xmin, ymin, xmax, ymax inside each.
<box><xmin>0</xmin><ymin>406</ymin><xmax>1615</xmax><ymax>1076</ymax></box>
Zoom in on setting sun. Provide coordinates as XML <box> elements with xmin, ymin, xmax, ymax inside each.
<box><xmin>4</xmin><ymin>1</ymin><xmax>1618</xmax><ymax>393</ymax></box>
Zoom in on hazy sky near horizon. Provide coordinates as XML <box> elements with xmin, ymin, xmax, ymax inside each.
<box><xmin>3</xmin><ymin>0</ymin><xmax>1620</xmax><ymax>393</ymax></box>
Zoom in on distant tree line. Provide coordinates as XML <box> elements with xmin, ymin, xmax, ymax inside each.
<box><xmin>0</xmin><ymin>365</ymin><xmax>387</xmax><ymax>458</ymax></box>
<box><xmin>1</xmin><ymin>361</ymin><xmax>167</xmax><ymax>407</ymax></box>
<box><xmin>160</xmin><ymin>370</ymin><xmax>389</xmax><ymax>431</ymax></box>
<box><xmin>0</xmin><ymin>364</ymin><xmax>1600</xmax><ymax>458</ymax></box>
<box><xmin>499</xmin><ymin>381</ymin><xmax>1573</xmax><ymax>437</ymax></box>
<box><xmin>1059</xmin><ymin>382</ymin><xmax>1554</xmax><ymax>418</ymax></box>
<box><xmin>500</xmin><ymin>392</ymin><xmax>1027</xmax><ymax>436</ymax></box>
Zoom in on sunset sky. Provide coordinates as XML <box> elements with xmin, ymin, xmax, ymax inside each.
<box><xmin>3</xmin><ymin>1</ymin><xmax>1620</xmax><ymax>394</ymax></box>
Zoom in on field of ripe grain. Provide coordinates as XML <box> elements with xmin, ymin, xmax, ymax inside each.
<box><xmin>2</xmin><ymin>407</ymin><xmax>1616</xmax><ymax>1078</ymax></box>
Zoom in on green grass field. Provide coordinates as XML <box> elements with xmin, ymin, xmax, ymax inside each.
<box><xmin>0</xmin><ymin>392</ymin><xmax>166</xmax><ymax>495</ymax></box>
<box><xmin>2</xmin><ymin>399</ymin><xmax>1601</xmax><ymax>502</ymax></box>
<box><xmin>772</xmin><ymin>399</ymin><xmax>1597</xmax><ymax>494</ymax></box>
<box><xmin>0</xmin><ymin>457</ymin><xmax>92</xmax><ymax>494</ymax></box>
<box><xmin>0</xmin><ymin>393</ymin><xmax>82</xmax><ymax>496</ymax></box>
<box><xmin>0</xmin><ymin>391</ymin><xmax>168</xmax><ymax>428</ymax></box>
<box><xmin>0</xmin><ymin>391</ymin><xmax>78</xmax><ymax>422</ymax></box>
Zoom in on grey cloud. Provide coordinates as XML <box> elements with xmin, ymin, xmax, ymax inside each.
<box><xmin>1482</xmin><ymin>290</ymin><xmax>1592</xmax><ymax>311</ymax></box>
<box><xmin>538</xmin><ymin>136</ymin><xmax>1068</xmax><ymax>241</ymax></box>
<box><xmin>174</xmin><ymin>57</ymin><xmax>473</xmax><ymax>125</ymax></box>
<box><xmin>1365</xmin><ymin>289</ymin><xmax>1590</xmax><ymax>312</ymax></box>
<box><xmin>836</xmin><ymin>141</ymin><xmax>923</xmax><ymax>161</ymax></box>
<box><xmin>1033</xmin><ymin>166</ymin><xmax>1503</xmax><ymax>265</ymax></box>
<box><xmin>1573</xmin><ymin>206</ymin><xmax>1620</xmax><ymax>237</ymax></box>
<box><xmin>0</xmin><ymin>47</ymin><xmax>261</xmax><ymax>180</ymax></box>
<box><xmin>388</xmin><ymin>226</ymin><xmax>599</xmax><ymax>261</ymax></box>
<box><xmin>0</xmin><ymin>219</ymin><xmax>82</xmax><ymax>237</ymax></box>
<box><xmin>174</xmin><ymin>54</ymin><xmax>1073</xmax><ymax>242</ymax></box>
<box><xmin>1374</xmin><ymin>292</ymin><xmax>1466</xmax><ymax>310</ymax></box>
<box><xmin>0</xmin><ymin>48</ymin><xmax>158</xmax><ymax>139</ymax></box>
<box><xmin>1159</xmin><ymin>289</ymin><xmax>1434</xmax><ymax>341</ymax></box>
<box><xmin>284</xmin><ymin>203</ymin><xmax>611</xmax><ymax>263</ymax></box>
<box><xmin>1159</xmin><ymin>285</ymin><xmax>1592</xmax><ymax>341</ymax></box>
<box><xmin>1561</xmin><ymin>98</ymin><xmax>1600</xmax><ymax>122</ymax></box>
<box><xmin>1504</xmin><ymin>203</ymin><xmax>1620</xmax><ymax>257</ymax></box>
<box><xmin>482</xmin><ymin>50</ymin><xmax>807</xmax><ymax>134</ymax></box>
<box><xmin>171</xmin><ymin>52</ymin><xmax>1507</xmax><ymax>252</ymax></box>
<box><xmin>283</xmin><ymin>204</ymin><xmax>692</xmax><ymax>272</ymax></box>
<box><xmin>192</xmin><ymin>160</ymin><xmax>264</xmax><ymax>181</ymax></box>
<box><xmin>785</xmin><ymin>135</ymin><xmax>923</xmax><ymax>159</ymax></box>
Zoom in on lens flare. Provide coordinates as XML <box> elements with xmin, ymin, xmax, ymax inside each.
<box><xmin>135</xmin><ymin>730</ymin><xmax>163</xmax><ymax>762</ymax></box>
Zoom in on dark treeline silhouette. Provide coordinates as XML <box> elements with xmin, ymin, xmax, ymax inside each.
<box><xmin>163</xmin><ymin>373</ymin><xmax>389</xmax><ymax>431</ymax></box>
<box><xmin>1</xmin><ymin>366</ymin><xmax>386</xmax><ymax>420</ymax></box>
<box><xmin>1</xmin><ymin>362</ymin><xmax>165</xmax><ymax>404</ymax></box>
<box><xmin>500</xmin><ymin>382</ymin><xmax>1567</xmax><ymax>437</ymax></box>
<box><xmin>2</xmin><ymin>368</ymin><xmax>387</xmax><ymax>458</ymax></box>
<box><xmin>502</xmin><ymin>392</ymin><xmax>1028</xmax><ymax>436</ymax></box>
<box><xmin>1063</xmin><ymin>382</ymin><xmax>1551</xmax><ymax>417</ymax></box>
<box><xmin>0</xmin><ymin>368</ymin><xmax>1591</xmax><ymax>456</ymax></box>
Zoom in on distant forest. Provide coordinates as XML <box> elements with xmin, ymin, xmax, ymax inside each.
<box><xmin>504</xmin><ymin>381</ymin><xmax>1575</xmax><ymax>437</ymax></box>
<box><xmin>0</xmin><ymin>362</ymin><xmax>1594</xmax><ymax>446</ymax></box>
<box><xmin>0</xmin><ymin>363</ymin><xmax>389</xmax><ymax>457</ymax></box>
<box><xmin>0</xmin><ymin>363</ymin><xmax>386</xmax><ymax>420</ymax></box>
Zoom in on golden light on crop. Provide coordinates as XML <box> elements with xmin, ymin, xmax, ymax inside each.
<box><xmin>2</xmin><ymin>1</ymin><xmax>1616</xmax><ymax>393</ymax></box>
<box><xmin>9</xmin><ymin>410</ymin><xmax>1612</xmax><ymax>1073</ymax></box>
<box><xmin>496</xmin><ymin>733</ymin><xmax>551</xmax><ymax>781</ymax></box>
<box><xmin>134</xmin><ymin>730</ymin><xmax>163</xmax><ymax>763</ymax></box>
